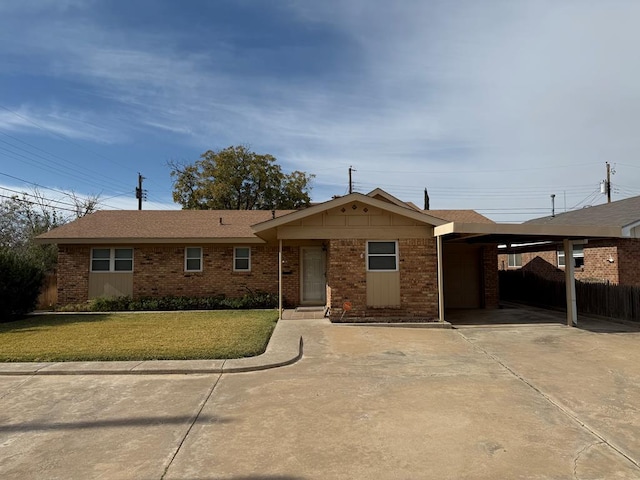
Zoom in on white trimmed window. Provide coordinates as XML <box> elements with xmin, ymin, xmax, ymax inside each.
<box><xmin>558</xmin><ymin>245</ymin><xmax>584</xmax><ymax>268</ymax></box>
<box><xmin>367</xmin><ymin>241</ymin><xmax>398</xmax><ymax>271</ymax></box>
<box><xmin>91</xmin><ymin>248</ymin><xmax>133</xmax><ymax>272</ymax></box>
<box><xmin>234</xmin><ymin>247</ymin><xmax>251</xmax><ymax>271</ymax></box>
<box><xmin>185</xmin><ymin>247</ymin><xmax>203</xmax><ymax>272</ymax></box>
<box><xmin>507</xmin><ymin>253</ymin><xmax>522</xmax><ymax>268</ymax></box>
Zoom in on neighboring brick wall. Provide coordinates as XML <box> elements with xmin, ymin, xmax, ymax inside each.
<box><xmin>580</xmin><ymin>240</ymin><xmax>618</xmax><ymax>284</ymax></box>
<box><xmin>133</xmin><ymin>245</ymin><xmax>284</xmax><ymax>299</ymax></box>
<box><xmin>499</xmin><ymin>241</ymin><xmax>621</xmax><ymax>285</ymax></box>
<box><xmin>617</xmin><ymin>239</ymin><xmax>640</xmax><ymax>286</ymax></box>
<box><xmin>328</xmin><ymin>238</ymin><xmax>439</xmax><ymax>321</ymax></box>
<box><xmin>57</xmin><ymin>245</ymin><xmax>90</xmax><ymax>305</ymax></box>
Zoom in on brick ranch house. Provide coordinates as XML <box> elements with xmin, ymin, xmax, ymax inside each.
<box><xmin>37</xmin><ymin>188</ymin><xmax>628</xmax><ymax>324</ymax></box>
<box><xmin>498</xmin><ymin>195</ymin><xmax>640</xmax><ymax>286</ymax></box>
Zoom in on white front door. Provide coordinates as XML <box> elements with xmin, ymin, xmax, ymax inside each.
<box><xmin>301</xmin><ymin>247</ymin><xmax>326</xmax><ymax>304</ymax></box>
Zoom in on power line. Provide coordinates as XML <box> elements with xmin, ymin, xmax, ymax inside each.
<box><xmin>0</xmin><ymin>173</ymin><xmax>125</xmax><ymax>210</ymax></box>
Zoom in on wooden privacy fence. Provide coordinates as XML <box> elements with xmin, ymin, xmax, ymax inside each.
<box><xmin>499</xmin><ymin>270</ymin><xmax>640</xmax><ymax>322</ymax></box>
<box><xmin>37</xmin><ymin>272</ymin><xmax>57</xmax><ymax>310</ymax></box>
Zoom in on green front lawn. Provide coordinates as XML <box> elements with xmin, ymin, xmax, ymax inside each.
<box><xmin>0</xmin><ymin>310</ymin><xmax>278</xmax><ymax>362</ymax></box>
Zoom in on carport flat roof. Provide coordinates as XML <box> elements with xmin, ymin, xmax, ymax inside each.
<box><xmin>433</xmin><ymin>222</ymin><xmax>624</xmax><ymax>244</ymax></box>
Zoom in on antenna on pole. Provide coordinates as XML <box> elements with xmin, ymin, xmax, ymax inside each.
<box><xmin>348</xmin><ymin>166</ymin><xmax>356</xmax><ymax>194</ymax></box>
<box><xmin>136</xmin><ymin>173</ymin><xmax>147</xmax><ymax>210</ymax></box>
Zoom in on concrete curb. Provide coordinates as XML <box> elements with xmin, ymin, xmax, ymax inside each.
<box><xmin>334</xmin><ymin>321</ymin><xmax>452</xmax><ymax>329</ymax></box>
<box><xmin>0</xmin><ymin>319</ymin><xmax>304</xmax><ymax>376</ymax></box>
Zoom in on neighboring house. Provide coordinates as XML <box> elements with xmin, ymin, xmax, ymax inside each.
<box><xmin>498</xmin><ymin>195</ymin><xmax>640</xmax><ymax>286</ymax></box>
<box><xmin>36</xmin><ymin>189</ymin><xmax>500</xmax><ymax>322</ymax></box>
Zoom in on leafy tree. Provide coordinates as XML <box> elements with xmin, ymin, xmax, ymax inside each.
<box><xmin>170</xmin><ymin>145</ymin><xmax>314</xmax><ymax>210</ymax></box>
<box><xmin>0</xmin><ymin>189</ymin><xmax>100</xmax><ymax>272</ymax></box>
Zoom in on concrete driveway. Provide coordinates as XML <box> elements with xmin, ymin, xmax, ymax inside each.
<box><xmin>2</xmin><ymin>309</ymin><xmax>640</xmax><ymax>479</ymax></box>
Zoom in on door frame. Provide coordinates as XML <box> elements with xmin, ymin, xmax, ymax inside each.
<box><xmin>299</xmin><ymin>246</ymin><xmax>326</xmax><ymax>305</ymax></box>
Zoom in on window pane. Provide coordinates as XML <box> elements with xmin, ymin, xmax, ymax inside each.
<box><xmin>92</xmin><ymin>249</ymin><xmax>110</xmax><ymax>259</ymax></box>
<box><xmin>186</xmin><ymin>247</ymin><xmax>201</xmax><ymax>259</ymax></box>
<box><xmin>186</xmin><ymin>258</ymin><xmax>201</xmax><ymax>271</ymax></box>
<box><xmin>368</xmin><ymin>242</ymin><xmax>396</xmax><ymax>255</ymax></box>
<box><xmin>235</xmin><ymin>258</ymin><xmax>250</xmax><ymax>270</ymax></box>
<box><xmin>114</xmin><ymin>259</ymin><xmax>133</xmax><ymax>271</ymax></box>
<box><xmin>368</xmin><ymin>256</ymin><xmax>397</xmax><ymax>270</ymax></box>
<box><xmin>235</xmin><ymin>247</ymin><xmax>250</xmax><ymax>259</ymax></box>
<box><xmin>115</xmin><ymin>248</ymin><xmax>133</xmax><ymax>259</ymax></box>
<box><xmin>92</xmin><ymin>259</ymin><xmax>110</xmax><ymax>271</ymax></box>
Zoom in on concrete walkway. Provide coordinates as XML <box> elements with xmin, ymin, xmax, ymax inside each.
<box><xmin>3</xmin><ymin>308</ymin><xmax>640</xmax><ymax>479</ymax></box>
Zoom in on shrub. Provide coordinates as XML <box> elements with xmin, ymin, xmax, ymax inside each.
<box><xmin>0</xmin><ymin>249</ymin><xmax>45</xmax><ymax>321</ymax></box>
<box><xmin>68</xmin><ymin>291</ymin><xmax>279</xmax><ymax>312</ymax></box>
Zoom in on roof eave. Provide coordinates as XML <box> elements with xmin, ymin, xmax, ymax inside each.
<box><xmin>34</xmin><ymin>237</ymin><xmax>267</xmax><ymax>245</ymax></box>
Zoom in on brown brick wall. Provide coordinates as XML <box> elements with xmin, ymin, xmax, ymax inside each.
<box><xmin>55</xmin><ymin>244</ymin><xmax>302</xmax><ymax>306</ymax></box>
<box><xmin>133</xmin><ymin>245</ymin><xmax>286</xmax><ymax>299</ymax></box>
<box><xmin>328</xmin><ymin>238</ymin><xmax>439</xmax><ymax>321</ymax></box>
<box><xmin>57</xmin><ymin>245</ymin><xmax>90</xmax><ymax>305</ymax></box>
<box><xmin>482</xmin><ymin>245</ymin><xmax>499</xmax><ymax>307</ymax></box>
<box><xmin>281</xmin><ymin>246</ymin><xmax>300</xmax><ymax>307</ymax></box>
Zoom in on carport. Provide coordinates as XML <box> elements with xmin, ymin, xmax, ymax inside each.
<box><xmin>434</xmin><ymin>222</ymin><xmax>626</xmax><ymax>326</ymax></box>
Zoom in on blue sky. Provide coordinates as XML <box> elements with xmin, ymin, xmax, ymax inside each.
<box><xmin>1</xmin><ymin>0</ymin><xmax>640</xmax><ymax>222</ymax></box>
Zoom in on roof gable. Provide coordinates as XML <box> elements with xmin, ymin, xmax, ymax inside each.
<box><xmin>252</xmin><ymin>192</ymin><xmax>447</xmax><ymax>234</ymax></box>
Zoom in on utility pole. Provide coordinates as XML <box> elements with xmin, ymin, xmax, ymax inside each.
<box><xmin>348</xmin><ymin>166</ymin><xmax>356</xmax><ymax>194</ymax></box>
<box><xmin>606</xmin><ymin>162</ymin><xmax>612</xmax><ymax>203</ymax></box>
<box><xmin>135</xmin><ymin>173</ymin><xmax>146</xmax><ymax>210</ymax></box>
<box><xmin>601</xmin><ymin>162</ymin><xmax>615</xmax><ymax>203</ymax></box>
<box><xmin>551</xmin><ymin>194</ymin><xmax>555</xmax><ymax>217</ymax></box>
<box><xmin>424</xmin><ymin>188</ymin><xmax>430</xmax><ymax>210</ymax></box>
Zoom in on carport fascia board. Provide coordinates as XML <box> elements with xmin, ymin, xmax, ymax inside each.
<box><xmin>433</xmin><ymin>221</ymin><xmax>624</xmax><ymax>327</ymax></box>
<box><xmin>433</xmin><ymin>222</ymin><xmax>624</xmax><ymax>241</ymax></box>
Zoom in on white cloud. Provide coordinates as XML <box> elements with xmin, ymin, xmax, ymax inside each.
<box><xmin>2</xmin><ymin>1</ymin><xmax>640</xmax><ymax>220</ymax></box>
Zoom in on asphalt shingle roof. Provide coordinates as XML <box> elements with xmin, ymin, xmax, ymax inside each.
<box><xmin>36</xmin><ymin>210</ymin><xmax>295</xmax><ymax>241</ymax></box>
<box><xmin>426</xmin><ymin>210</ymin><xmax>495</xmax><ymax>224</ymax></box>
<box><xmin>525</xmin><ymin>196</ymin><xmax>640</xmax><ymax>228</ymax></box>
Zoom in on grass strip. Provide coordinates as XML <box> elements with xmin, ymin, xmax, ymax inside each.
<box><xmin>0</xmin><ymin>310</ymin><xmax>278</xmax><ymax>362</ymax></box>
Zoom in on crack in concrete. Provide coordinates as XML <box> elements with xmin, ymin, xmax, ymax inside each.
<box><xmin>456</xmin><ymin>330</ymin><xmax>640</xmax><ymax>473</ymax></box>
<box><xmin>573</xmin><ymin>441</ymin><xmax>604</xmax><ymax>479</ymax></box>
<box><xmin>0</xmin><ymin>374</ymin><xmax>37</xmax><ymax>401</ymax></box>
<box><xmin>159</xmin><ymin>360</ymin><xmax>226</xmax><ymax>480</ymax></box>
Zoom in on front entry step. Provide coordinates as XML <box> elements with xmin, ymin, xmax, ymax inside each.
<box><xmin>295</xmin><ymin>306</ymin><xmax>325</xmax><ymax>312</ymax></box>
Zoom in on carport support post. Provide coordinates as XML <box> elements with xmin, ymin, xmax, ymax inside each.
<box><xmin>278</xmin><ymin>239</ymin><xmax>283</xmax><ymax>320</ymax></box>
<box><xmin>563</xmin><ymin>239</ymin><xmax>577</xmax><ymax>327</ymax></box>
<box><xmin>437</xmin><ymin>235</ymin><xmax>445</xmax><ymax>322</ymax></box>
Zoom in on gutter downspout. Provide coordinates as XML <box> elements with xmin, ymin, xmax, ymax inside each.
<box><xmin>437</xmin><ymin>235</ymin><xmax>445</xmax><ymax>322</ymax></box>
<box><xmin>278</xmin><ymin>239</ymin><xmax>283</xmax><ymax>320</ymax></box>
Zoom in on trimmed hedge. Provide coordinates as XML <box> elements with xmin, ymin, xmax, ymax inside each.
<box><xmin>0</xmin><ymin>249</ymin><xmax>45</xmax><ymax>321</ymax></box>
<box><xmin>58</xmin><ymin>291</ymin><xmax>279</xmax><ymax>312</ymax></box>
